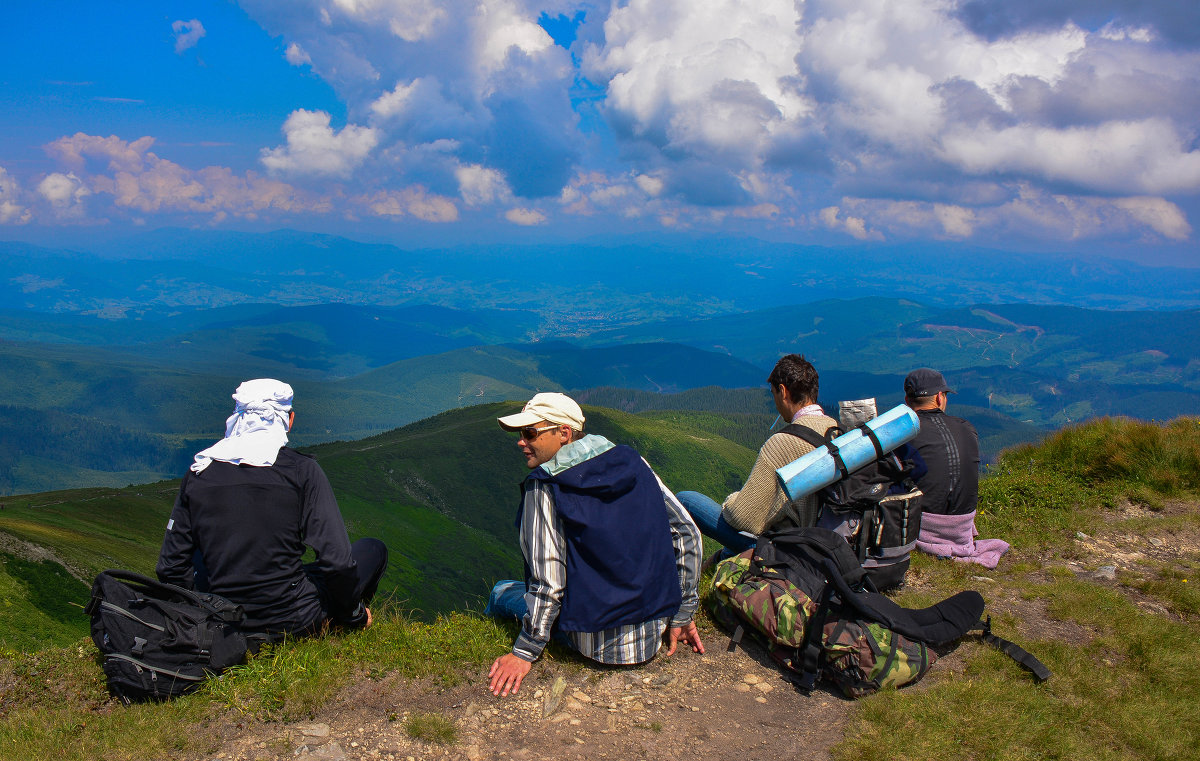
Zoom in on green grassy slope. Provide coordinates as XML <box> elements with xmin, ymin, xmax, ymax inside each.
<box><xmin>0</xmin><ymin>403</ymin><xmax>757</xmax><ymax>649</ymax></box>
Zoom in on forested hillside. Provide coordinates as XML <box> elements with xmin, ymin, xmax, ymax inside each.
<box><xmin>0</xmin><ymin>402</ymin><xmax>756</xmax><ymax>650</ymax></box>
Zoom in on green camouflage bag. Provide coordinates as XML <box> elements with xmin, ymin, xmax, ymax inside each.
<box><xmin>709</xmin><ymin>549</ymin><xmax>935</xmax><ymax>698</ymax></box>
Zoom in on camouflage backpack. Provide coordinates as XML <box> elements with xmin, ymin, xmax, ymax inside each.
<box><xmin>708</xmin><ymin>527</ymin><xmax>1045</xmax><ymax>698</ymax></box>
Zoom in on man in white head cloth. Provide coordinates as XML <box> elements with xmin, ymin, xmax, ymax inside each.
<box><xmin>484</xmin><ymin>392</ymin><xmax>705</xmax><ymax>698</ymax></box>
<box><xmin>157</xmin><ymin>379</ymin><xmax>387</xmax><ymax>639</ymax></box>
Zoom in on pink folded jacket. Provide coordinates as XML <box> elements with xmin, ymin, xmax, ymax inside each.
<box><xmin>916</xmin><ymin>510</ymin><xmax>1010</xmax><ymax>569</ymax></box>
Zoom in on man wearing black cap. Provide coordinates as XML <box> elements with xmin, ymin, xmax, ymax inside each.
<box><xmin>903</xmin><ymin>368</ymin><xmax>980</xmax><ymax>518</ymax></box>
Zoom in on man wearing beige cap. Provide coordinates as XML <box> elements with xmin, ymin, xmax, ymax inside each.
<box><xmin>485</xmin><ymin>392</ymin><xmax>705</xmax><ymax>697</ymax></box>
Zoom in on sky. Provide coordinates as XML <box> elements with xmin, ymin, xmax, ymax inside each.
<box><xmin>1</xmin><ymin>0</ymin><xmax>1198</xmax><ymax>263</ymax></box>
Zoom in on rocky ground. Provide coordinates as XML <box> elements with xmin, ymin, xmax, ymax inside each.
<box><xmin>195</xmin><ymin>632</ymin><xmax>854</xmax><ymax>761</ymax></box>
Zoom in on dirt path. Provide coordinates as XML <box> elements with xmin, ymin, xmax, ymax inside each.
<box><xmin>199</xmin><ymin>639</ymin><xmax>851</xmax><ymax>761</ymax></box>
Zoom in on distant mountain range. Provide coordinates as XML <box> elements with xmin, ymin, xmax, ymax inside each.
<box><xmin>2</xmin><ymin>229</ymin><xmax>1198</xmax><ymax>496</ymax></box>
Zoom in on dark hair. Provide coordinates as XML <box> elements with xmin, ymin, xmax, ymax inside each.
<box><xmin>768</xmin><ymin>354</ymin><xmax>819</xmax><ymax>405</ymax></box>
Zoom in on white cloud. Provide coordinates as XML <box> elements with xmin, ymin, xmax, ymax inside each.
<box><xmin>505</xmin><ymin>207</ymin><xmax>546</xmax><ymax>225</ymax></box>
<box><xmin>455</xmin><ymin>164</ymin><xmax>511</xmax><ymax>206</ymax></box>
<box><xmin>172</xmin><ymin>19</ymin><xmax>207</xmax><ymax>54</ymax></box>
<box><xmin>36</xmin><ymin>172</ymin><xmax>91</xmax><ymax>218</ymax></box>
<box><xmin>0</xmin><ymin>167</ymin><xmax>31</xmax><ymax>225</ymax></box>
<box><xmin>940</xmin><ymin>119</ymin><xmax>1200</xmax><ymax>195</ymax></box>
<box><xmin>356</xmin><ymin>188</ymin><xmax>459</xmax><ymax>221</ymax></box>
<box><xmin>285</xmin><ymin>43</ymin><xmax>312</xmax><ymax>66</ymax></box>
<box><xmin>819</xmin><ymin>205</ymin><xmax>882</xmax><ymax>241</ymax></box>
<box><xmin>260</xmin><ymin>109</ymin><xmax>379</xmax><ymax>177</ymax></box>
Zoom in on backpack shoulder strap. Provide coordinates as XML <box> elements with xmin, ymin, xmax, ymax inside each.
<box><xmin>974</xmin><ymin>616</ymin><xmax>1053</xmax><ymax>682</ymax></box>
<box><xmin>780</xmin><ymin>423</ymin><xmax>836</xmax><ymax>448</ymax></box>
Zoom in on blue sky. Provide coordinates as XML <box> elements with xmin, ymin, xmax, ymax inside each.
<box><xmin>1</xmin><ymin>0</ymin><xmax>1198</xmax><ymax>263</ymax></box>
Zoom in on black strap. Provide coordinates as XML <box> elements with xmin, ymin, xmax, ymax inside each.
<box><xmin>797</xmin><ymin>578</ymin><xmax>836</xmax><ymax>692</ymax></box>
<box><xmin>856</xmin><ymin>422</ymin><xmax>885</xmax><ymax>458</ymax></box>
<box><xmin>974</xmin><ymin>616</ymin><xmax>1052</xmax><ymax>683</ymax></box>
<box><xmin>727</xmin><ymin>625</ymin><xmax>744</xmax><ymax>653</ymax></box>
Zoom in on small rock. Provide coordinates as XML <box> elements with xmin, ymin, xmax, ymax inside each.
<box><xmin>296</xmin><ymin>742</ymin><xmax>347</xmax><ymax>761</ymax></box>
<box><xmin>572</xmin><ymin>690</ymin><xmax>592</xmax><ymax>703</ymax></box>
<box><xmin>565</xmin><ymin>699</ymin><xmax>583</xmax><ymax>710</ymax></box>
<box><xmin>691</xmin><ymin>706</ymin><xmax>700</xmax><ymax>712</ymax></box>
<box><xmin>631</xmin><ymin>701</ymin><xmax>645</xmax><ymax>711</ymax></box>
<box><xmin>755</xmin><ymin>696</ymin><xmax>768</xmax><ymax>704</ymax></box>
<box><xmin>569</xmin><ymin>719</ymin><xmax>581</xmax><ymax>726</ymax></box>
<box><xmin>754</xmin><ymin>683</ymin><xmax>773</xmax><ymax>694</ymax></box>
<box><xmin>533</xmin><ymin>689</ymin><xmax>543</xmax><ymax>699</ymax></box>
<box><xmin>295</xmin><ymin>724</ymin><xmax>331</xmax><ymax>738</ymax></box>
<box><xmin>549</xmin><ymin>713</ymin><xmax>573</xmax><ymax>724</ymax></box>
<box><xmin>742</xmin><ymin>674</ymin><xmax>762</xmax><ymax>685</ymax></box>
<box><xmin>1095</xmin><ymin>565</ymin><xmax>1118</xmax><ymax>580</ymax></box>
<box><xmin>735</xmin><ymin>684</ymin><xmax>751</xmax><ymax>693</ymax></box>
<box><xmin>970</xmin><ymin>576</ymin><xmax>995</xmax><ymax>583</ymax></box>
<box><xmin>1076</xmin><ymin>532</ymin><xmax>1089</xmax><ymax>540</ymax></box>
<box><xmin>642</xmin><ymin>677</ymin><xmax>651</xmax><ymax>684</ymax></box>
<box><xmin>1149</xmin><ymin>537</ymin><xmax>1165</xmax><ymax>547</ymax></box>
<box><xmin>543</xmin><ymin>676</ymin><xmax>568</xmax><ymax>718</ymax></box>
<box><xmin>574</xmin><ymin>737</ymin><xmax>585</xmax><ymax>744</ymax></box>
<box><xmin>349</xmin><ymin>742</ymin><xmax>359</xmax><ymax>748</ymax></box>
<box><xmin>1137</xmin><ymin>600</ymin><xmax>1171</xmax><ymax>617</ymax></box>
<box><xmin>466</xmin><ymin>746</ymin><xmax>483</xmax><ymax>761</ymax></box>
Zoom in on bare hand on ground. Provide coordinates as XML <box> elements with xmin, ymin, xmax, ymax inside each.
<box><xmin>489</xmin><ymin>653</ymin><xmax>533</xmax><ymax>697</ymax></box>
<box><xmin>665</xmin><ymin>621</ymin><xmax>705</xmax><ymax>656</ymax></box>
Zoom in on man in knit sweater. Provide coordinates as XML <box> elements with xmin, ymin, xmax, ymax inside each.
<box><xmin>678</xmin><ymin>354</ymin><xmax>838</xmax><ymax>554</ymax></box>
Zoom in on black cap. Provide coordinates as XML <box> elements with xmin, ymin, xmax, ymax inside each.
<box><xmin>904</xmin><ymin>368</ymin><xmax>954</xmax><ymax>397</ymax></box>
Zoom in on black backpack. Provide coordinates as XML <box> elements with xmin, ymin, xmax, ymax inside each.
<box><xmin>782</xmin><ymin>422</ymin><xmax>923</xmax><ymax>590</ymax></box>
<box><xmin>86</xmin><ymin>569</ymin><xmax>248</xmax><ymax>703</ymax></box>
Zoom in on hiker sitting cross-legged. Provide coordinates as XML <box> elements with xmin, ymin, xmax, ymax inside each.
<box><xmin>904</xmin><ymin>368</ymin><xmax>1010</xmax><ymax>568</ymax></box>
<box><xmin>677</xmin><ymin>354</ymin><xmax>838</xmax><ymax>560</ymax></box>
<box><xmin>156</xmin><ymin>379</ymin><xmax>388</xmax><ymax>642</ymax></box>
<box><xmin>485</xmin><ymin>392</ymin><xmax>705</xmax><ymax>697</ymax></box>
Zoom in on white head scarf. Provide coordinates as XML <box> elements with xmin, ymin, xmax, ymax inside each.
<box><xmin>191</xmin><ymin>379</ymin><xmax>294</xmax><ymax>473</ymax></box>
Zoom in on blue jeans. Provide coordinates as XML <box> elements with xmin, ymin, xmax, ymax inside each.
<box><xmin>485</xmin><ymin>580</ymin><xmax>572</xmax><ymax>647</ymax></box>
<box><xmin>676</xmin><ymin>491</ymin><xmax>756</xmax><ymax>554</ymax></box>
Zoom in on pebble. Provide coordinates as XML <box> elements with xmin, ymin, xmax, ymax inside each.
<box><xmin>1076</xmin><ymin>532</ymin><xmax>1089</xmax><ymax>540</ymax></box>
<box><xmin>572</xmin><ymin>690</ymin><xmax>592</xmax><ymax>703</ymax></box>
<box><xmin>569</xmin><ymin>719</ymin><xmax>581</xmax><ymax>726</ymax></box>
<box><xmin>574</xmin><ymin>738</ymin><xmax>585</xmax><ymax>744</ymax></box>
<box><xmin>735</xmin><ymin>684</ymin><xmax>751</xmax><ymax>693</ymax></box>
<box><xmin>755</xmin><ymin>697</ymin><xmax>768</xmax><ymax>704</ymax></box>
<box><xmin>295</xmin><ymin>724</ymin><xmax>331</xmax><ymax>738</ymax></box>
<box><xmin>742</xmin><ymin>674</ymin><xmax>762</xmax><ymax>685</ymax></box>
<box><xmin>970</xmin><ymin>576</ymin><xmax>995</xmax><ymax>583</ymax></box>
<box><xmin>1149</xmin><ymin>537</ymin><xmax>1165</xmax><ymax>547</ymax></box>
<box><xmin>549</xmin><ymin>713</ymin><xmax>573</xmax><ymax>724</ymax></box>
<box><xmin>295</xmin><ymin>742</ymin><xmax>347</xmax><ymax>761</ymax></box>
<box><xmin>1095</xmin><ymin>565</ymin><xmax>1118</xmax><ymax>580</ymax></box>
<box><xmin>754</xmin><ymin>683</ymin><xmax>773</xmax><ymax>694</ymax></box>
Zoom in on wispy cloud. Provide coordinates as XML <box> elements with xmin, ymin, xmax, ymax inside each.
<box><xmin>172</xmin><ymin>19</ymin><xmax>206</xmax><ymax>54</ymax></box>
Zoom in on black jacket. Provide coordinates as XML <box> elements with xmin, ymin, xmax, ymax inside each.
<box><xmin>911</xmin><ymin>409</ymin><xmax>980</xmax><ymax>516</ymax></box>
<box><xmin>156</xmin><ymin>447</ymin><xmax>364</xmax><ymax>633</ymax></box>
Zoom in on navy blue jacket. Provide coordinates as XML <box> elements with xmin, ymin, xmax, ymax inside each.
<box><xmin>524</xmin><ymin>445</ymin><xmax>682</xmax><ymax>632</ymax></box>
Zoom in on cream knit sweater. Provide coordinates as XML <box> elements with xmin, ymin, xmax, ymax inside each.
<box><xmin>721</xmin><ymin>413</ymin><xmax>838</xmax><ymax>534</ymax></box>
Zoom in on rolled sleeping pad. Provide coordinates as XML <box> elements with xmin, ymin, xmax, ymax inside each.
<box><xmin>776</xmin><ymin>404</ymin><xmax>921</xmax><ymax>503</ymax></box>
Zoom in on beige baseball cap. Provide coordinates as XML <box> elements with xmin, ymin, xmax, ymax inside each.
<box><xmin>497</xmin><ymin>392</ymin><xmax>585</xmax><ymax>431</ymax></box>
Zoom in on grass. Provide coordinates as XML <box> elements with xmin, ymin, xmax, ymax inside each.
<box><xmin>829</xmin><ymin>416</ymin><xmax>1200</xmax><ymax>761</ymax></box>
<box><xmin>0</xmin><ymin>607</ymin><xmax>510</xmax><ymax>761</ymax></box>
<box><xmin>403</xmin><ymin>712</ymin><xmax>458</xmax><ymax>744</ymax></box>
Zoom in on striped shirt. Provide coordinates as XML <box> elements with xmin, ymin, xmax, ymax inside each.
<box><xmin>512</xmin><ymin>435</ymin><xmax>702</xmax><ymax>665</ymax></box>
